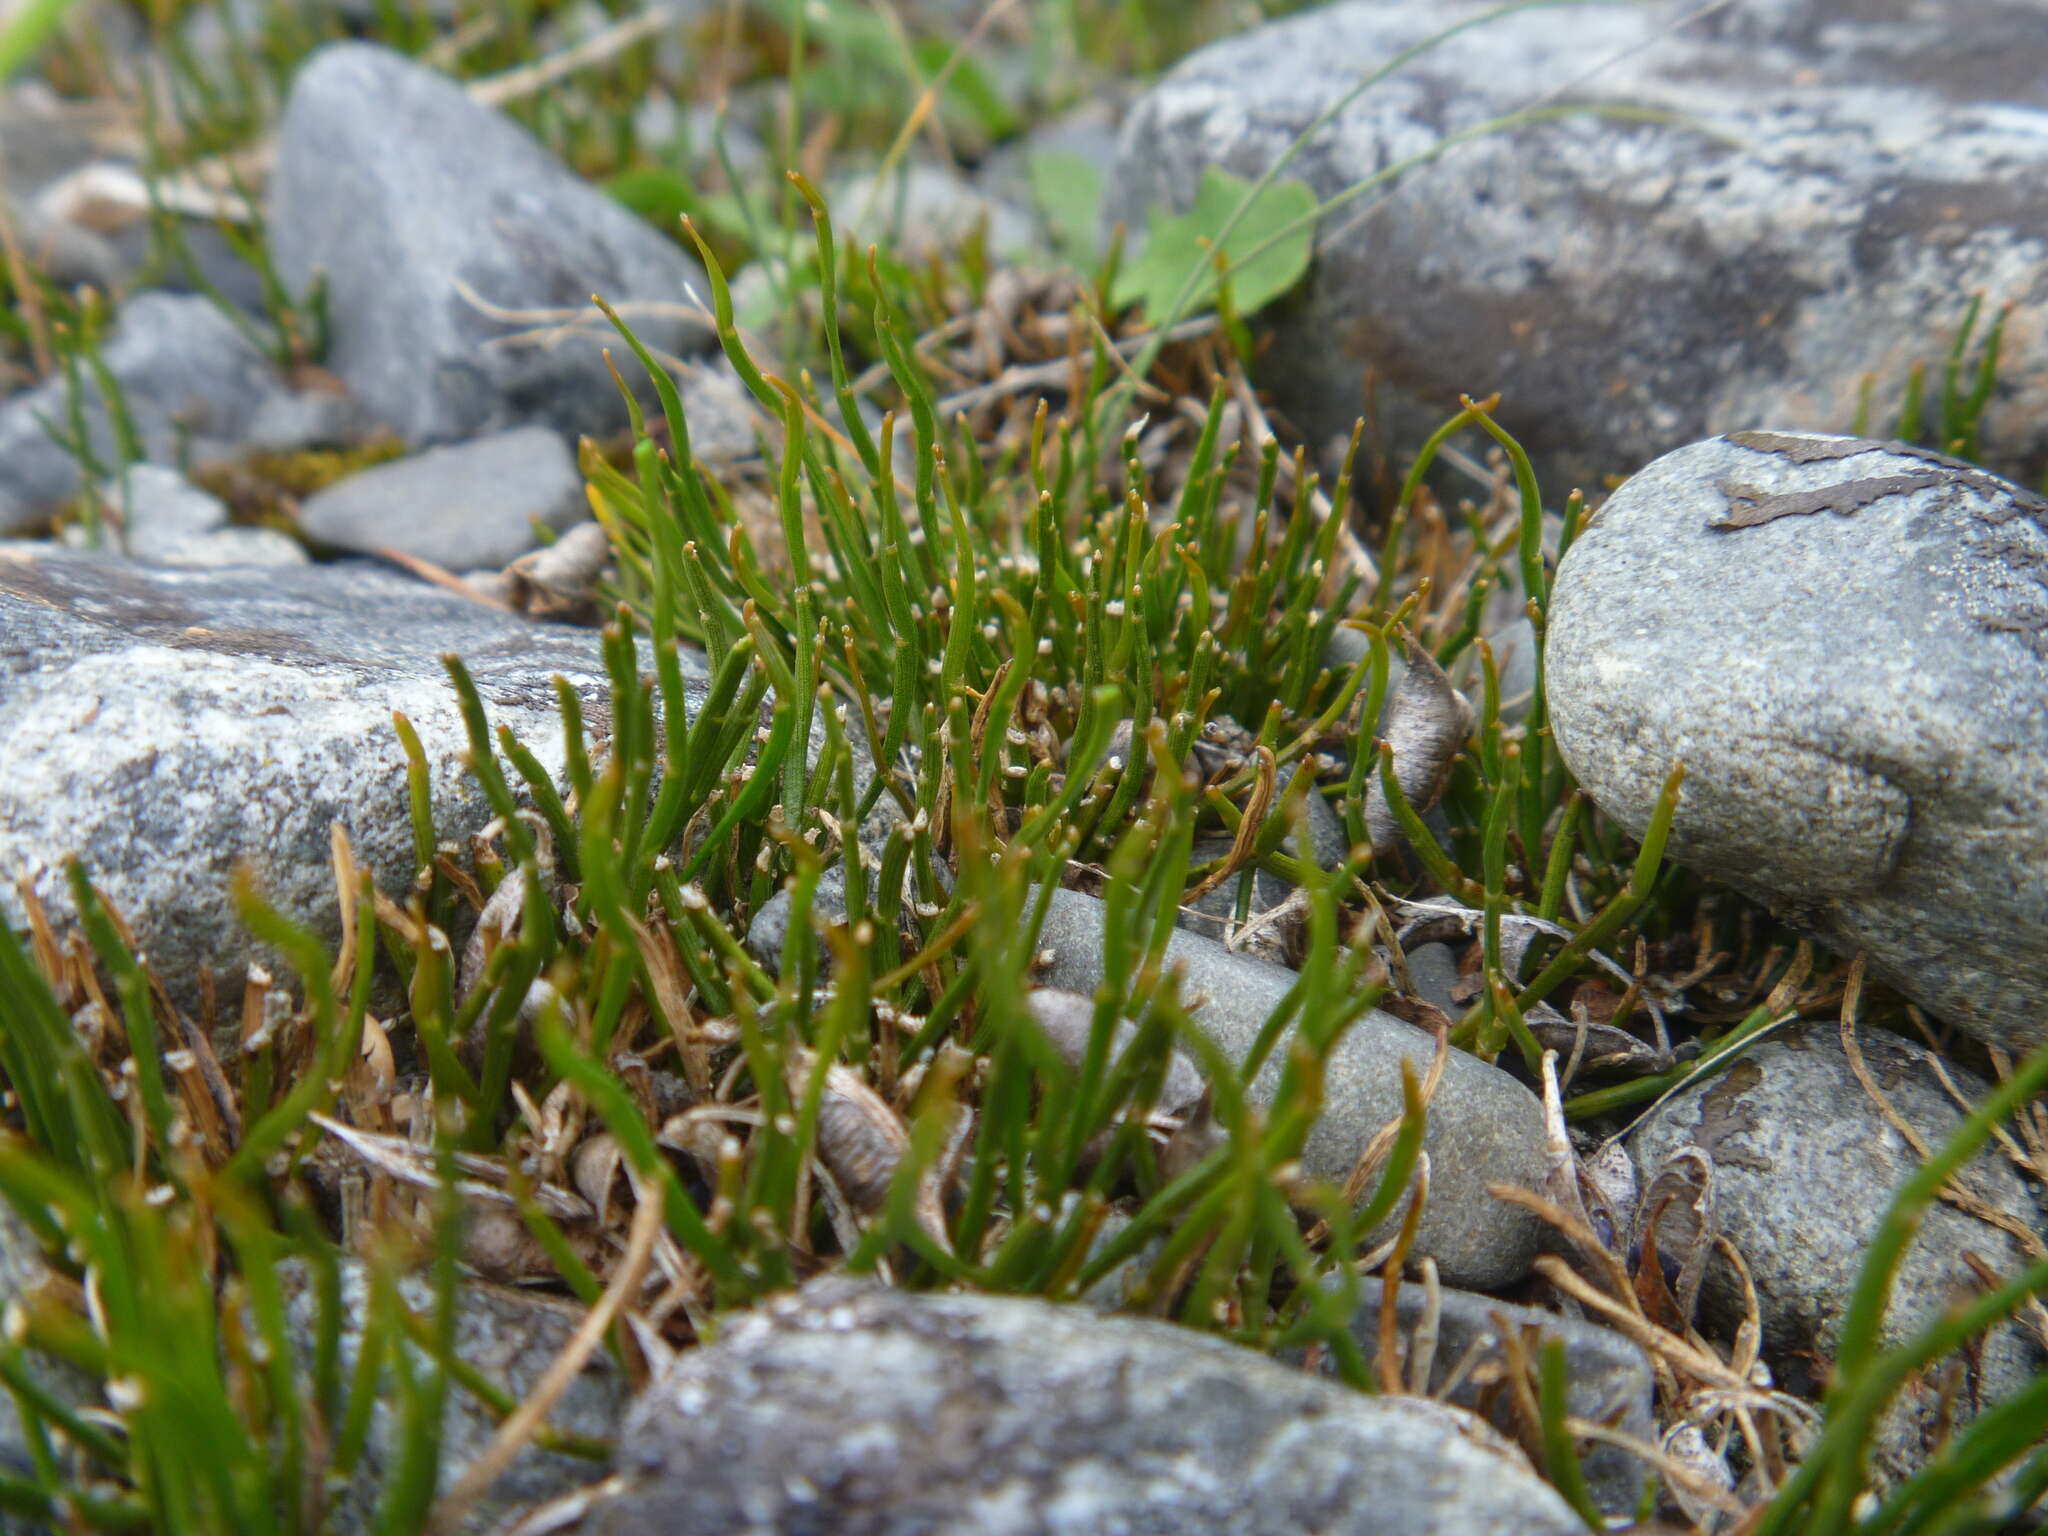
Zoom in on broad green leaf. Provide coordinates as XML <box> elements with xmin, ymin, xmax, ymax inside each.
<box><xmin>1027</xmin><ymin>149</ymin><xmax>1105</xmax><ymax>273</ymax></box>
<box><xmin>1111</xmin><ymin>166</ymin><xmax>1318</xmax><ymax>324</ymax></box>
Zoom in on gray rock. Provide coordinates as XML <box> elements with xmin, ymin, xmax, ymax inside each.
<box><xmin>1179</xmin><ymin>833</ymin><xmax>1297</xmax><ymax>961</ymax></box>
<box><xmin>1402</xmin><ymin>941</ymin><xmax>1464</xmax><ymax>1018</ymax></box>
<box><xmin>672</xmin><ymin>356</ymin><xmax>760</xmax><ymax>464</ymax></box>
<box><xmin>978</xmin><ymin>93</ymin><xmax>1129</xmax><ymax>219</ymax></box>
<box><xmin>242</xmin><ymin>384</ymin><xmax>388</xmax><ymax>454</ymax></box>
<box><xmin>78</xmin><ymin>464</ymin><xmax>307</xmax><ymax>568</ymax></box>
<box><xmin>1023</xmin><ymin>986</ymin><xmax>1205</xmax><ymax>1117</ymax></box>
<box><xmin>1295</xmin><ymin>1276</ymin><xmax>1654</xmax><ymax>1518</ymax></box>
<box><xmin>1628</xmin><ymin>1025</ymin><xmax>2046</xmax><ymax>1481</ymax></box>
<box><xmin>0</xmin><ymin>292</ymin><xmax>283</xmax><ymax>534</ymax></box>
<box><xmin>582</xmin><ymin>1276</ymin><xmax>1587</xmax><ymax>1536</ymax></box>
<box><xmin>1546</xmin><ymin>431</ymin><xmax>2048</xmax><ymax>1049</ymax></box>
<box><xmin>9</xmin><ymin>196</ymin><xmax>124</xmax><ymax>289</ymax></box>
<box><xmin>279</xmin><ymin>1259</ymin><xmax>624</xmax><ymax>1534</ymax></box>
<box><xmin>268</xmin><ymin>43</ymin><xmax>711</xmax><ymax>446</ymax></box>
<box><xmin>1031</xmin><ymin>886</ymin><xmax>1548</xmax><ymax>1289</ymax></box>
<box><xmin>1108</xmin><ymin>0</ymin><xmax>2048</xmax><ymax>492</ymax></box>
<box><xmin>0</xmin><ymin>544</ymin><xmax>707</xmax><ymax>1003</ymax></box>
<box><xmin>297</xmin><ymin>427</ymin><xmax>588</xmax><ymax>569</ymax></box>
<box><xmin>0</xmin><ymin>86</ymin><xmax>124</xmax><ymax>201</ymax></box>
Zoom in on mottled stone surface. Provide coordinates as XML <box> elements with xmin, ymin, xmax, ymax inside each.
<box><xmin>279</xmin><ymin>1259</ymin><xmax>625</xmax><ymax>1534</ymax></box>
<box><xmin>297</xmin><ymin>426</ymin><xmax>587</xmax><ymax>569</ymax></box>
<box><xmin>1031</xmin><ymin>887</ymin><xmax>1549</xmax><ymax>1289</ymax></box>
<box><xmin>1295</xmin><ymin>1277</ymin><xmax>1655</xmax><ymax>1517</ymax></box>
<box><xmin>1630</xmin><ymin>1025</ymin><xmax>2046</xmax><ymax>1480</ymax></box>
<box><xmin>583</xmin><ymin>1277</ymin><xmax>1586</xmax><ymax>1536</ymax></box>
<box><xmin>269</xmin><ymin>43</ymin><xmax>710</xmax><ymax>445</ymax></box>
<box><xmin>1108</xmin><ymin>0</ymin><xmax>2048</xmax><ymax>490</ymax></box>
<box><xmin>1546</xmin><ymin>431</ymin><xmax>2048</xmax><ymax>1048</ymax></box>
<box><xmin>0</xmin><ymin>545</ymin><xmax>705</xmax><ymax>1000</ymax></box>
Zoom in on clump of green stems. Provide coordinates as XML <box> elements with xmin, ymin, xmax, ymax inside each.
<box><xmin>4</xmin><ymin>166</ymin><xmax>2043</xmax><ymax>1534</ymax></box>
<box><xmin>0</xmin><ymin>1</ymin><xmax>2042</xmax><ymax>1530</ymax></box>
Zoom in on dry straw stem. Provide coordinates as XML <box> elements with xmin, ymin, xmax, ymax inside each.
<box><xmin>427</xmin><ymin>1186</ymin><xmax>664</xmax><ymax>1534</ymax></box>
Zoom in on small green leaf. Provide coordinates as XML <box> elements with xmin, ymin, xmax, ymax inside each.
<box><xmin>605</xmin><ymin>167</ymin><xmax>697</xmax><ymax>231</ymax></box>
<box><xmin>911</xmin><ymin>38</ymin><xmax>1020</xmax><ymax>141</ymax></box>
<box><xmin>1112</xmin><ymin>166</ymin><xmax>1318</xmax><ymax>323</ymax></box>
<box><xmin>1028</xmin><ymin>149</ymin><xmax>1104</xmax><ymax>272</ymax></box>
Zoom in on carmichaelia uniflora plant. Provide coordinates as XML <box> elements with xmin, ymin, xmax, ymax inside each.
<box><xmin>2</xmin><ymin>176</ymin><xmax>2046</xmax><ymax>1531</ymax></box>
<box><xmin>0</xmin><ymin>8</ymin><xmax>2045</xmax><ymax>1536</ymax></box>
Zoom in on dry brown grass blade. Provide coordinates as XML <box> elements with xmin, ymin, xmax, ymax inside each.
<box><xmin>1374</xmin><ymin>1154</ymin><xmax>1432</xmax><ymax>1394</ymax></box>
<box><xmin>1839</xmin><ymin>956</ymin><xmax>2047</xmax><ymax>1259</ymax></box>
<box><xmin>1186</xmin><ymin>745</ymin><xmax>1277</xmax><ymax>903</ymax></box>
<box><xmin>632</xmin><ymin>915</ymin><xmax>708</xmax><ymax>1096</ymax></box>
<box><xmin>1565</xmin><ymin>1419</ymin><xmax>1752</xmax><ymax>1518</ymax></box>
<box><xmin>427</xmin><ymin>1188</ymin><xmax>664</xmax><ymax>1535</ymax></box>
<box><xmin>329</xmin><ymin>823</ymin><xmax>360</xmax><ymax>998</ymax></box>
<box><xmin>1532</xmin><ymin>1254</ymin><xmax>1751</xmax><ymax>1393</ymax></box>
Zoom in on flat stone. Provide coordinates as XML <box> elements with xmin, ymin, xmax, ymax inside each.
<box><xmin>1031</xmin><ymin>886</ymin><xmax>1549</xmax><ymax>1289</ymax></box>
<box><xmin>584</xmin><ymin>1276</ymin><xmax>1587</xmax><ymax>1536</ymax></box>
<box><xmin>1629</xmin><ymin>1025</ymin><xmax>2046</xmax><ymax>1481</ymax></box>
<box><xmin>278</xmin><ymin>1259</ymin><xmax>625</xmax><ymax>1534</ymax></box>
<box><xmin>1295</xmin><ymin>1276</ymin><xmax>1655</xmax><ymax>1518</ymax></box>
<box><xmin>1546</xmin><ymin>431</ymin><xmax>2048</xmax><ymax>1049</ymax></box>
<box><xmin>1108</xmin><ymin>0</ymin><xmax>2048</xmax><ymax>492</ymax></box>
<box><xmin>298</xmin><ymin>427</ymin><xmax>587</xmax><ymax>569</ymax></box>
<box><xmin>0</xmin><ymin>544</ymin><xmax>706</xmax><ymax>1002</ymax></box>
<box><xmin>268</xmin><ymin>43</ymin><xmax>711</xmax><ymax>445</ymax></box>
<box><xmin>0</xmin><ymin>292</ymin><xmax>283</xmax><ymax>535</ymax></box>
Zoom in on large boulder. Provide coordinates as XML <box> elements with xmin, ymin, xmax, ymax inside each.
<box><xmin>1545</xmin><ymin>431</ymin><xmax>2047</xmax><ymax>1050</ymax></box>
<box><xmin>1107</xmin><ymin>0</ymin><xmax>2048</xmax><ymax>489</ymax></box>
<box><xmin>268</xmin><ymin>43</ymin><xmax>711</xmax><ymax>446</ymax></box>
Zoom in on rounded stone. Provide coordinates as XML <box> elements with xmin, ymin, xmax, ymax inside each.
<box><xmin>1546</xmin><ymin>431</ymin><xmax>2048</xmax><ymax>1050</ymax></box>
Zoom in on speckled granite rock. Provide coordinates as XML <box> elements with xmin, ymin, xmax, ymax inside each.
<box><xmin>1546</xmin><ymin>431</ymin><xmax>2047</xmax><ymax>1049</ymax></box>
<box><xmin>1629</xmin><ymin>1025</ymin><xmax>2046</xmax><ymax>1481</ymax></box>
<box><xmin>576</xmin><ymin>1277</ymin><xmax>1586</xmax><ymax>1536</ymax></box>
<box><xmin>0</xmin><ymin>545</ymin><xmax>705</xmax><ymax>1003</ymax></box>
<box><xmin>1109</xmin><ymin>0</ymin><xmax>2048</xmax><ymax>490</ymax></box>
